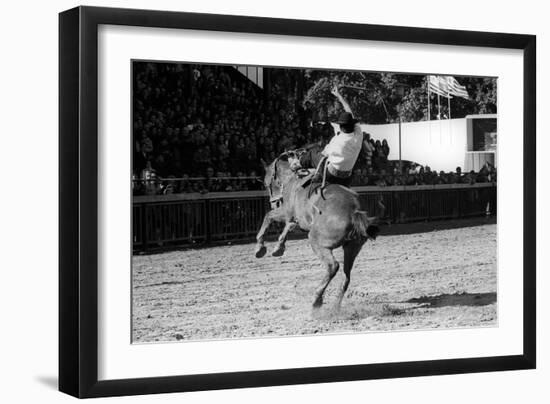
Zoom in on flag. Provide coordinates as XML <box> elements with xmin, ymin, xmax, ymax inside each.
<box><xmin>428</xmin><ymin>75</ymin><xmax>452</xmax><ymax>98</ymax></box>
<box><xmin>428</xmin><ymin>75</ymin><xmax>469</xmax><ymax>99</ymax></box>
<box><xmin>446</xmin><ymin>76</ymin><xmax>469</xmax><ymax>99</ymax></box>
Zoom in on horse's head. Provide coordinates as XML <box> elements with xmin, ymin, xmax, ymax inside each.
<box><xmin>286</xmin><ymin>149</ymin><xmax>306</xmax><ymax>171</ymax></box>
<box><xmin>261</xmin><ymin>150</ymin><xmax>304</xmax><ymax>208</ymax></box>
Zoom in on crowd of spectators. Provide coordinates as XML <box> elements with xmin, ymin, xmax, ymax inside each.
<box><xmin>132</xmin><ymin>62</ymin><xmax>496</xmax><ymax>195</ymax></box>
<box><xmin>133</xmin><ymin>62</ymin><xmax>320</xmax><ymax>195</ymax></box>
<box><xmin>350</xmin><ymin>162</ymin><xmax>497</xmax><ymax>188</ymax></box>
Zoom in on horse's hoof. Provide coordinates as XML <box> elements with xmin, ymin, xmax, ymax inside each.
<box><xmin>271</xmin><ymin>245</ymin><xmax>285</xmax><ymax>257</ymax></box>
<box><xmin>255</xmin><ymin>245</ymin><xmax>267</xmax><ymax>258</ymax></box>
<box><xmin>312</xmin><ymin>298</ymin><xmax>323</xmax><ymax>308</ymax></box>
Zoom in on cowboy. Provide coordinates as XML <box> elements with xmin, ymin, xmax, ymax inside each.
<box><xmin>310</xmin><ymin>85</ymin><xmax>363</xmax><ymax>187</ymax></box>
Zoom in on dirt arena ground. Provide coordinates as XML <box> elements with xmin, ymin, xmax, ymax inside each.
<box><xmin>132</xmin><ymin>220</ymin><xmax>497</xmax><ymax>343</ymax></box>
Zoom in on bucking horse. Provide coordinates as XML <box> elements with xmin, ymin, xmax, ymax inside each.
<box><xmin>255</xmin><ymin>149</ymin><xmax>384</xmax><ymax>309</ymax></box>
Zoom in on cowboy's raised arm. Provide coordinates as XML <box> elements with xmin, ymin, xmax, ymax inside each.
<box><xmin>331</xmin><ymin>85</ymin><xmax>354</xmax><ymax>116</ymax></box>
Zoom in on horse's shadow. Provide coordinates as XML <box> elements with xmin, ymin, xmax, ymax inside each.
<box><xmin>318</xmin><ymin>291</ymin><xmax>497</xmax><ymax>322</ymax></box>
<box><xmin>404</xmin><ymin>292</ymin><xmax>497</xmax><ymax>308</ymax></box>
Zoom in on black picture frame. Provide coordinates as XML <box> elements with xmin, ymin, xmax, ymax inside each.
<box><xmin>59</xmin><ymin>5</ymin><xmax>536</xmax><ymax>398</ymax></box>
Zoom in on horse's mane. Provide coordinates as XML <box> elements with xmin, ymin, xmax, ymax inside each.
<box><xmin>272</xmin><ymin>158</ymin><xmax>279</xmax><ymax>180</ymax></box>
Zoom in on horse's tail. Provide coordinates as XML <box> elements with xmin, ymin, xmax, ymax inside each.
<box><xmin>348</xmin><ymin>210</ymin><xmax>380</xmax><ymax>241</ymax></box>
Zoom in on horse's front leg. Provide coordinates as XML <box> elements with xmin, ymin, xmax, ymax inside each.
<box><xmin>271</xmin><ymin>221</ymin><xmax>297</xmax><ymax>257</ymax></box>
<box><xmin>255</xmin><ymin>208</ymin><xmax>283</xmax><ymax>258</ymax></box>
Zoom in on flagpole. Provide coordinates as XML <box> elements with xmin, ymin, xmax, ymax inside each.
<box><xmin>426</xmin><ymin>76</ymin><xmax>431</xmax><ymax>122</ymax></box>
<box><xmin>448</xmin><ymin>89</ymin><xmax>452</xmax><ymax>144</ymax></box>
<box><xmin>427</xmin><ymin>76</ymin><xmax>432</xmax><ymax>144</ymax></box>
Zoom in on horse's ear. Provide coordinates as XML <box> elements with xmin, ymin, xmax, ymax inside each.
<box><xmin>260</xmin><ymin>158</ymin><xmax>268</xmax><ymax>169</ymax></box>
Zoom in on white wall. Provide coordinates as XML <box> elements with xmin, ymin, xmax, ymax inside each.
<box><xmin>1</xmin><ymin>1</ymin><xmax>547</xmax><ymax>404</ymax></box>
<box><xmin>362</xmin><ymin>119</ymin><xmax>468</xmax><ymax>172</ymax></box>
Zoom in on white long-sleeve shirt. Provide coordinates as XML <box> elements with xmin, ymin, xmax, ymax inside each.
<box><xmin>322</xmin><ymin>123</ymin><xmax>363</xmax><ymax>172</ymax></box>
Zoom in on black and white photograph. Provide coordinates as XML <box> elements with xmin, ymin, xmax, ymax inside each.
<box><xmin>131</xmin><ymin>61</ymin><xmax>498</xmax><ymax>343</ymax></box>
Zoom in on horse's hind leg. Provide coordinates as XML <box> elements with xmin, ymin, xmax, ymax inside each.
<box><xmin>272</xmin><ymin>221</ymin><xmax>297</xmax><ymax>257</ymax></box>
<box><xmin>336</xmin><ymin>240</ymin><xmax>365</xmax><ymax>309</ymax></box>
<box><xmin>310</xmin><ymin>238</ymin><xmax>339</xmax><ymax>308</ymax></box>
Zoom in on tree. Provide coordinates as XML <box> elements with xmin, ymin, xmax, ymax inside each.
<box><xmin>302</xmin><ymin>70</ymin><xmax>497</xmax><ymax>123</ymax></box>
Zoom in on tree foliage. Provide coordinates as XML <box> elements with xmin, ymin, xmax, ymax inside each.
<box><xmin>301</xmin><ymin>70</ymin><xmax>497</xmax><ymax>124</ymax></box>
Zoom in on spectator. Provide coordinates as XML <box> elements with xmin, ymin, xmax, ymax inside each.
<box><xmin>381</xmin><ymin>139</ymin><xmax>390</xmax><ymax>168</ymax></box>
<box><xmin>361</xmin><ymin>132</ymin><xmax>374</xmax><ymax>171</ymax></box>
<box><xmin>465</xmin><ymin>170</ymin><xmax>477</xmax><ymax>185</ymax></box>
<box><xmin>455</xmin><ymin>166</ymin><xmax>463</xmax><ymax>183</ymax></box>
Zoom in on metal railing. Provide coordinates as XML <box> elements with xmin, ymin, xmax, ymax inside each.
<box><xmin>132</xmin><ymin>176</ymin><xmax>263</xmax><ymax>195</ymax></box>
<box><xmin>133</xmin><ymin>183</ymin><xmax>496</xmax><ymax>251</ymax></box>
<box><xmin>132</xmin><ymin>173</ymin><xmax>495</xmax><ymax>196</ymax></box>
